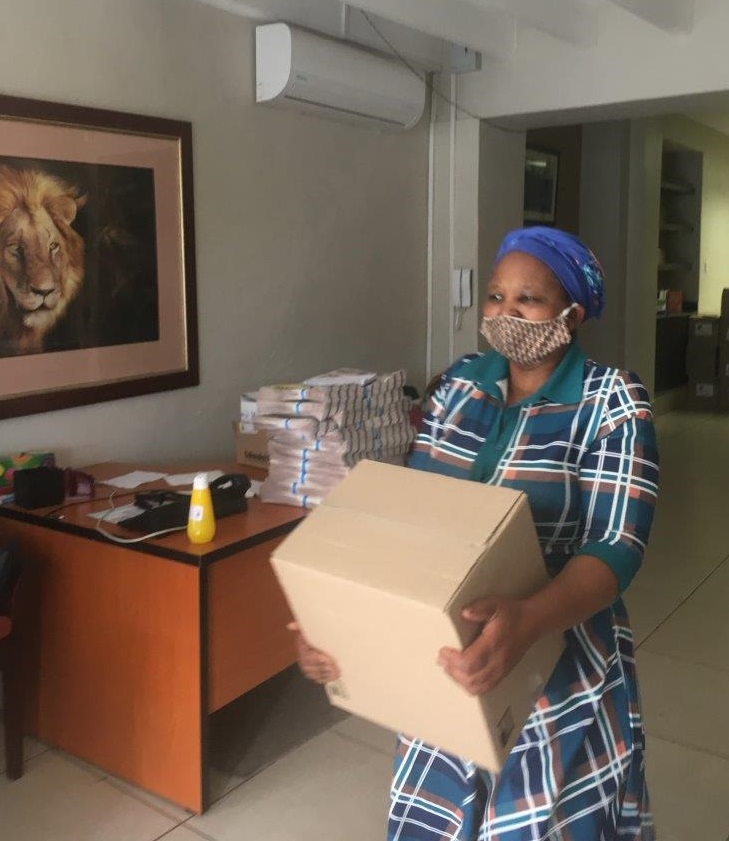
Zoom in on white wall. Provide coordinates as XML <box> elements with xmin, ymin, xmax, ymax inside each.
<box><xmin>0</xmin><ymin>0</ymin><xmax>428</xmax><ymax>465</ymax></box>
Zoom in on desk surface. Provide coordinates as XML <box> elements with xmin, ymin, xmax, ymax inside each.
<box><xmin>0</xmin><ymin>461</ymin><xmax>305</xmax><ymax>567</ymax></box>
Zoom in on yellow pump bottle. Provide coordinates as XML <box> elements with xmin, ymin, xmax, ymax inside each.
<box><xmin>187</xmin><ymin>473</ymin><xmax>216</xmax><ymax>544</ymax></box>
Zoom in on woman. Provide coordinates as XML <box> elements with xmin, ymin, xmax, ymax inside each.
<box><xmin>290</xmin><ymin>226</ymin><xmax>659</xmax><ymax>840</ymax></box>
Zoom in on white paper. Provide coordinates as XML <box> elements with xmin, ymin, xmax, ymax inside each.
<box><xmin>87</xmin><ymin>503</ymin><xmax>146</xmax><ymax>523</ymax></box>
<box><xmin>246</xmin><ymin>479</ymin><xmax>262</xmax><ymax>498</ymax></box>
<box><xmin>165</xmin><ymin>470</ymin><xmax>224</xmax><ymax>487</ymax></box>
<box><xmin>101</xmin><ymin>471</ymin><xmax>168</xmax><ymax>489</ymax></box>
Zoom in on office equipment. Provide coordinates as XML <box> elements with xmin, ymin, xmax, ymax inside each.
<box><xmin>118</xmin><ymin>473</ymin><xmax>250</xmax><ymax>533</ymax></box>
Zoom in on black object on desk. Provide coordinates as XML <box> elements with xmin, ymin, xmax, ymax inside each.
<box><xmin>14</xmin><ymin>467</ymin><xmax>65</xmax><ymax>510</ymax></box>
<box><xmin>119</xmin><ymin>473</ymin><xmax>251</xmax><ymax>533</ymax></box>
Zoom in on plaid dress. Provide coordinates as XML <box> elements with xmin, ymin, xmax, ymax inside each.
<box><xmin>388</xmin><ymin>342</ymin><xmax>659</xmax><ymax>841</ymax></box>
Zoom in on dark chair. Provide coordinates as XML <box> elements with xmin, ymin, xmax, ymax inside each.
<box><xmin>0</xmin><ymin>544</ymin><xmax>23</xmax><ymax>780</ymax></box>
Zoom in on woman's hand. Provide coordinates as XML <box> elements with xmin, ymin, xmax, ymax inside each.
<box><xmin>437</xmin><ymin>597</ymin><xmax>535</xmax><ymax>696</ymax></box>
<box><xmin>287</xmin><ymin>622</ymin><xmax>341</xmax><ymax>685</ymax></box>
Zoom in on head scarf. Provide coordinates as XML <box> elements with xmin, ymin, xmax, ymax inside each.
<box><xmin>495</xmin><ymin>226</ymin><xmax>605</xmax><ymax>319</ymax></box>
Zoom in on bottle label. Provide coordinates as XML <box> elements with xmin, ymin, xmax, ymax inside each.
<box><xmin>189</xmin><ymin>505</ymin><xmax>205</xmax><ymax>522</ymax></box>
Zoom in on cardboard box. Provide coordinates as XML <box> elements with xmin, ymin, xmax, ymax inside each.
<box><xmin>0</xmin><ymin>451</ymin><xmax>55</xmax><ymax>494</ymax></box>
<box><xmin>232</xmin><ymin>420</ymin><xmax>270</xmax><ymax>468</ymax></box>
<box><xmin>270</xmin><ymin>460</ymin><xmax>564</xmax><ymax>771</ymax></box>
<box><xmin>687</xmin><ymin>315</ymin><xmax>720</xmax><ymax>380</ymax></box>
<box><xmin>666</xmin><ymin>289</ymin><xmax>683</xmax><ymax>314</ymax></box>
<box><xmin>686</xmin><ymin>378</ymin><xmax>719</xmax><ymax>412</ymax></box>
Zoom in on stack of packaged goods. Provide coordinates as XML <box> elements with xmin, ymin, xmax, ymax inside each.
<box><xmin>256</xmin><ymin>369</ymin><xmax>416</xmax><ymax>508</ymax></box>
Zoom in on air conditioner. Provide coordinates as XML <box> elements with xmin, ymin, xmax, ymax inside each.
<box><xmin>255</xmin><ymin>23</ymin><xmax>426</xmax><ymax>131</ymax></box>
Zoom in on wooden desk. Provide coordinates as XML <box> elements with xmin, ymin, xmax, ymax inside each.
<box><xmin>0</xmin><ymin>462</ymin><xmax>304</xmax><ymax>813</ymax></box>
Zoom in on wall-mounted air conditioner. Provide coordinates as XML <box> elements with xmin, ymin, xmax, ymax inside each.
<box><xmin>255</xmin><ymin>23</ymin><xmax>426</xmax><ymax>131</ymax></box>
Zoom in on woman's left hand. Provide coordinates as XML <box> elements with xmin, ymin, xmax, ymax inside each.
<box><xmin>437</xmin><ymin>597</ymin><xmax>536</xmax><ymax>696</ymax></box>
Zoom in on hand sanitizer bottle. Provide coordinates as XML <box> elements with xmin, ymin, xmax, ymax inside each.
<box><xmin>187</xmin><ymin>473</ymin><xmax>216</xmax><ymax>544</ymax></box>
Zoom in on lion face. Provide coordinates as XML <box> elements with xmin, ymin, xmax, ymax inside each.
<box><xmin>0</xmin><ymin>167</ymin><xmax>85</xmax><ymax>354</ymax></box>
<box><xmin>1</xmin><ymin>206</ymin><xmax>82</xmax><ymax>331</ymax></box>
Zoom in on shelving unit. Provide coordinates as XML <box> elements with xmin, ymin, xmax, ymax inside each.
<box><xmin>656</xmin><ymin>147</ymin><xmax>702</xmax><ymax>310</ymax></box>
<box><xmin>654</xmin><ymin>143</ymin><xmax>703</xmax><ymax>394</ymax></box>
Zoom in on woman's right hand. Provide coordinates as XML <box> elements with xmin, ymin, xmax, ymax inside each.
<box><xmin>287</xmin><ymin>622</ymin><xmax>340</xmax><ymax>684</ymax></box>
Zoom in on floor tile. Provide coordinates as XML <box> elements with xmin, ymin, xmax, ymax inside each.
<box><xmin>209</xmin><ymin>767</ymin><xmax>245</xmax><ymax>803</ymax></box>
<box><xmin>154</xmin><ymin>826</ymin><xmax>216</xmax><ymax>841</ymax></box>
<box><xmin>647</xmin><ymin>735</ymin><xmax>729</xmax><ymax>841</ymax></box>
<box><xmin>0</xmin><ymin>732</ymin><xmax>50</xmax><ymax>776</ymax></box>
<box><xmin>189</xmin><ymin>730</ymin><xmax>392</xmax><ymax>841</ymax></box>
<box><xmin>208</xmin><ymin>665</ymin><xmax>347</xmax><ymax>780</ymax></box>
<box><xmin>0</xmin><ymin>750</ymin><xmax>177</xmax><ymax>841</ymax></box>
<box><xmin>641</xmin><ymin>558</ymin><xmax>729</xmax><ymax>671</ymax></box>
<box><xmin>638</xmin><ymin>649</ymin><xmax>729</xmax><ymax>758</ymax></box>
<box><xmin>331</xmin><ymin>715</ymin><xmax>397</xmax><ymax>756</ymax></box>
<box><xmin>625</xmin><ymin>546</ymin><xmax>725</xmax><ymax>646</ymax></box>
<box><xmin>104</xmin><ymin>772</ymin><xmax>193</xmax><ymax>822</ymax></box>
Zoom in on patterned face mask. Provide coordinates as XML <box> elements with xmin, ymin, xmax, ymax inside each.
<box><xmin>479</xmin><ymin>304</ymin><xmax>576</xmax><ymax>369</ymax></box>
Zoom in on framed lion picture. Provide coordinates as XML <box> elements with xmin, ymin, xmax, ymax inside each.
<box><xmin>0</xmin><ymin>94</ymin><xmax>198</xmax><ymax>419</ymax></box>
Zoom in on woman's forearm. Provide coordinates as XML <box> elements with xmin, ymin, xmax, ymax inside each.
<box><xmin>522</xmin><ymin>554</ymin><xmax>620</xmax><ymax>642</ymax></box>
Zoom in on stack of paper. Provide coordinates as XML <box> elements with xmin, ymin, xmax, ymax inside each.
<box><xmin>256</xmin><ymin>369</ymin><xmax>416</xmax><ymax>508</ymax></box>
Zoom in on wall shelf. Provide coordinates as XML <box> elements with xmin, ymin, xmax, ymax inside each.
<box><xmin>660</xmin><ymin>179</ymin><xmax>695</xmax><ymax>195</ymax></box>
<box><xmin>655</xmin><ymin>146</ymin><xmax>702</xmax><ymax>396</ymax></box>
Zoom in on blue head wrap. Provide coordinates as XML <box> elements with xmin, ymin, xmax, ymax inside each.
<box><xmin>495</xmin><ymin>226</ymin><xmax>605</xmax><ymax>320</ymax></box>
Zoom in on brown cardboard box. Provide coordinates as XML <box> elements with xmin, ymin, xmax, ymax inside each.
<box><xmin>686</xmin><ymin>378</ymin><xmax>719</xmax><ymax>412</ymax></box>
<box><xmin>270</xmin><ymin>460</ymin><xmax>564</xmax><ymax>772</ymax></box>
<box><xmin>687</xmin><ymin>315</ymin><xmax>720</xmax><ymax>380</ymax></box>
<box><xmin>666</xmin><ymin>289</ymin><xmax>683</xmax><ymax>314</ymax></box>
<box><xmin>232</xmin><ymin>420</ymin><xmax>270</xmax><ymax>468</ymax></box>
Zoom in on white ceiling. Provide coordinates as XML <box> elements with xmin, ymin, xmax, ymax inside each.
<box><xmin>195</xmin><ymin>0</ymin><xmax>695</xmax><ymax>58</ymax></box>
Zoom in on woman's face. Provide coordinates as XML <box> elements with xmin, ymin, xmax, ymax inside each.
<box><xmin>483</xmin><ymin>252</ymin><xmax>571</xmax><ymax>321</ymax></box>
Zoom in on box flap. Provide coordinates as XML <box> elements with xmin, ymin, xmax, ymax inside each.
<box><xmin>273</xmin><ymin>506</ymin><xmax>483</xmax><ymax>607</ymax></box>
<box><xmin>273</xmin><ymin>461</ymin><xmax>525</xmax><ymax>607</ymax></box>
<box><xmin>322</xmin><ymin>460</ymin><xmax>521</xmax><ymax>546</ymax></box>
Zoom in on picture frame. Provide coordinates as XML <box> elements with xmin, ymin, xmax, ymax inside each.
<box><xmin>0</xmin><ymin>94</ymin><xmax>198</xmax><ymax>420</ymax></box>
<box><xmin>523</xmin><ymin>147</ymin><xmax>559</xmax><ymax>225</ymax></box>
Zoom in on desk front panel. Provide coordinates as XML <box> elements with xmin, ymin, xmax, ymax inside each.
<box><xmin>1</xmin><ymin>518</ymin><xmax>204</xmax><ymax>812</ymax></box>
<box><xmin>207</xmin><ymin>536</ymin><xmax>296</xmax><ymax>713</ymax></box>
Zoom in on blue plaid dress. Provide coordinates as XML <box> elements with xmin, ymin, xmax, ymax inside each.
<box><xmin>388</xmin><ymin>342</ymin><xmax>659</xmax><ymax>841</ymax></box>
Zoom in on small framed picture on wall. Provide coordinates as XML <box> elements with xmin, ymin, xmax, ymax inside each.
<box><xmin>523</xmin><ymin>148</ymin><xmax>559</xmax><ymax>225</ymax></box>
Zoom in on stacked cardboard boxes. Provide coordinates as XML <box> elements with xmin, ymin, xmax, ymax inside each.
<box><xmin>232</xmin><ymin>392</ymin><xmax>270</xmax><ymax>469</ymax></box>
<box><xmin>686</xmin><ymin>314</ymin><xmax>720</xmax><ymax>411</ymax></box>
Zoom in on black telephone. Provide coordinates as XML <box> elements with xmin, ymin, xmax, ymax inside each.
<box><xmin>119</xmin><ymin>473</ymin><xmax>251</xmax><ymax>534</ymax></box>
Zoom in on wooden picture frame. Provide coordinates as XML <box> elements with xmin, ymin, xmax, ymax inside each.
<box><xmin>523</xmin><ymin>147</ymin><xmax>559</xmax><ymax>225</ymax></box>
<box><xmin>0</xmin><ymin>94</ymin><xmax>198</xmax><ymax>419</ymax></box>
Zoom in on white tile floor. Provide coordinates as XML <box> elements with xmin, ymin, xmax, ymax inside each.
<box><xmin>2</xmin><ymin>409</ymin><xmax>729</xmax><ymax>840</ymax></box>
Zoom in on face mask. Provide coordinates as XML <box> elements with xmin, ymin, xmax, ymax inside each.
<box><xmin>479</xmin><ymin>304</ymin><xmax>575</xmax><ymax>369</ymax></box>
